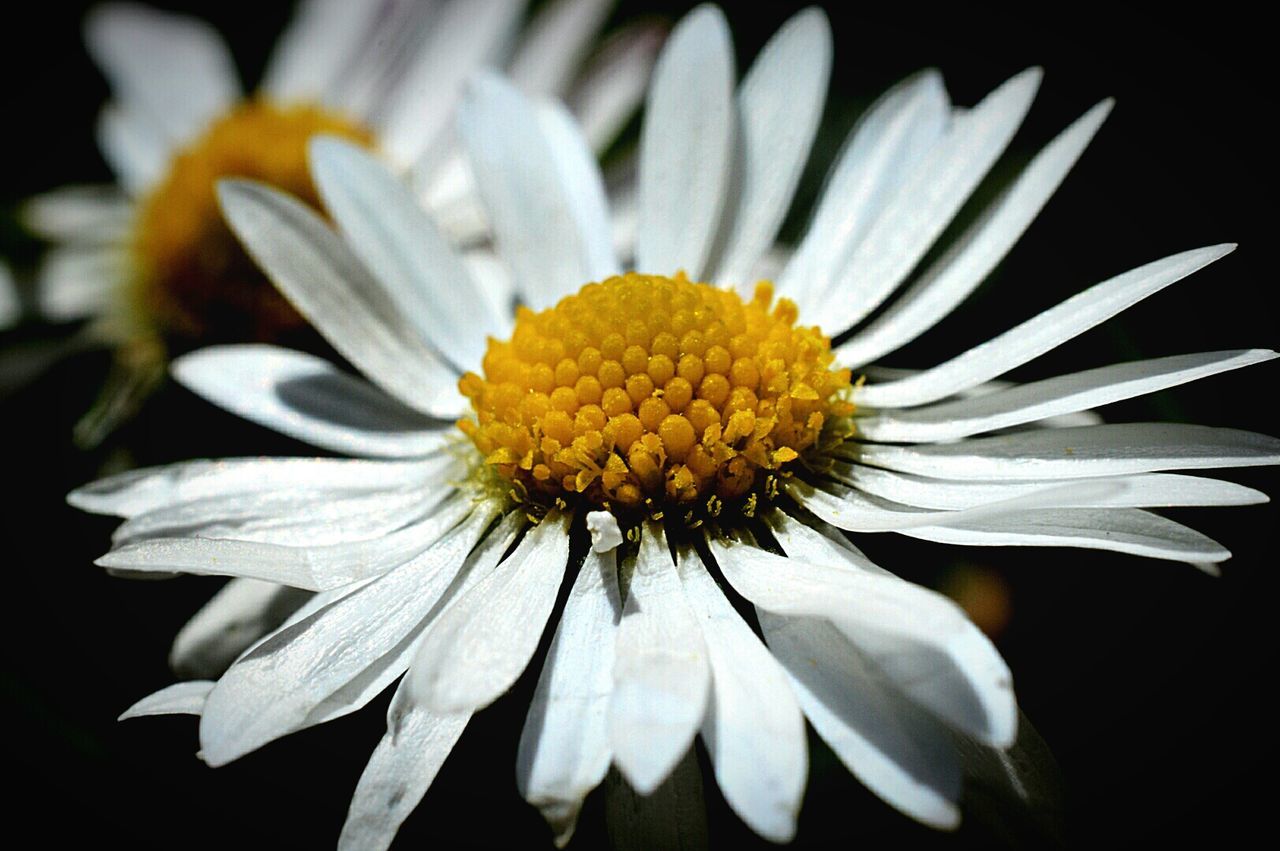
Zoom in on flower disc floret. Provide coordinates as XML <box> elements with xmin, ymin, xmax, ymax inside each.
<box><xmin>459</xmin><ymin>272</ymin><xmax>854</xmax><ymax>517</ymax></box>
<box><xmin>131</xmin><ymin>100</ymin><xmax>372</xmax><ymax>343</ymax></box>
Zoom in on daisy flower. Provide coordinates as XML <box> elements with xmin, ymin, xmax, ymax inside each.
<box><xmin>21</xmin><ymin>0</ymin><xmax>659</xmax><ymax>446</ymax></box>
<box><xmin>72</xmin><ymin>4</ymin><xmax>1279</xmax><ymax>847</ymax></box>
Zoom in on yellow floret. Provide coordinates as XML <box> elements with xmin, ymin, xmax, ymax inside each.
<box><xmin>458</xmin><ymin>272</ymin><xmax>853</xmax><ymax>513</ymax></box>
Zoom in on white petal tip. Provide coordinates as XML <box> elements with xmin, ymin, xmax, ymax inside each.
<box><xmin>1190</xmin><ymin>560</ymin><xmax>1224</xmax><ymax>577</ymax></box>
<box><xmin>587</xmin><ymin>511</ymin><xmax>623</xmax><ymax>553</ymax></box>
<box><xmin>214</xmin><ymin>178</ymin><xmax>259</xmax><ymax>214</ymax></box>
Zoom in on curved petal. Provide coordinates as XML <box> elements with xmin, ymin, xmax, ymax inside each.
<box><xmin>217</xmin><ymin>179</ymin><xmax>465</xmax><ymax>418</ymax></box>
<box><xmin>857</xmin><ymin>349</ymin><xmax>1277</xmax><ymax>442</ymax></box>
<box><xmin>536</xmin><ymin>100</ymin><xmax>622</xmax><ymax>286</ymax></box>
<box><xmin>119</xmin><ymin>681</ymin><xmax>214</xmax><ymax>720</ymax></box>
<box><xmin>309</xmin><ymin>138</ymin><xmax>504</xmax><ymax>368</ymax></box>
<box><xmin>34</xmin><ymin>246</ymin><xmax>121</xmax><ymax>321</ymax></box>
<box><xmin>338</xmin><ymin>676</ymin><xmax>471</xmax><ymax>851</ymax></box>
<box><xmin>516</xmin><ymin>548</ymin><xmax>622</xmax><ymax>847</ymax></box>
<box><xmin>376</xmin><ymin>0</ymin><xmax>524</xmax><ymax>169</ymax></box>
<box><xmin>567</xmin><ymin>21</ymin><xmax>665</xmax><ymax>154</ymax></box>
<box><xmin>173</xmin><ymin>345</ymin><xmax>449</xmax><ymax>457</ymax></box>
<box><xmin>855</xmin><ymin>244</ymin><xmax>1236</xmax><ymax>409</ymax></box>
<box><xmin>86</xmin><ymin>2</ymin><xmax>239</xmax><ymax>144</ymax></box>
<box><xmin>787</xmin><ymin>478</ymin><xmax>1126</xmax><ymax>533</ymax></box>
<box><xmin>826</xmin><ymin>464</ymin><xmax>1268</xmax><ymax>511</ymax></box>
<box><xmin>759</xmin><ymin>613</ymin><xmax>961</xmax><ymax>828</ymax></box>
<box><xmin>260</xmin><ymin>0</ymin><xmax>384</xmax><ymax>105</ymax></box>
<box><xmin>169</xmin><ymin>578</ymin><xmax>311</xmax><ymax>679</ymax></box>
<box><xmin>780</xmin><ymin>70</ymin><xmax>949</xmax><ymax>309</ymax></box>
<box><xmin>96</xmin><ymin>492</ymin><xmax>475</xmax><ymax>590</ymax></box>
<box><xmin>69</xmin><ymin>456</ymin><xmax>437</xmax><ymax>519</ymax></box>
<box><xmin>712</xmin><ymin>525</ymin><xmax>1015</xmax><ymax>748</ymax></box>
<box><xmin>407</xmin><ymin>512</ymin><xmax>570</xmax><ymax>713</ymax></box>
<box><xmin>853</xmin><ymin>422</ymin><xmax>1280</xmax><ymax>480</ymax></box>
<box><xmin>22</xmin><ymin>184</ymin><xmax>132</xmax><ymax>243</ymax></box>
<box><xmin>813</xmin><ymin>68</ymin><xmax>1043</xmax><ymax>334</ymax></box>
<box><xmin>609</xmin><ymin>522</ymin><xmax>710</xmax><ymax>795</ymax></box>
<box><xmin>507</xmin><ymin>0</ymin><xmax>613</xmax><ymax>98</ymax></box>
<box><xmin>904</xmin><ymin>507</ymin><xmax>1232</xmax><ymax>563</ymax></box>
<box><xmin>459</xmin><ymin>75</ymin><xmax>616</xmax><ymax>308</ymax></box>
<box><xmin>837</xmin><ymin>99</ymin><xmax>1113</xmax><ymax>366</ymax></box>
<box><xmin>97</xmin><ymin>102</ymin><xmax>169</xmax><ymax>193</ymax></box>
<box><xmin>198</xmin><ymin>504</ymin><xmax>503</xmax><ymax>766</ymax></box>
<box><xmin>713</xmin><ymin>7</ymin><xmax>832</xmax><ymax>288</ymax></box>
<box><xmin>114</xmin><ymin>484</ymin><xmax>445</xmax><ymax>547</ymax></box>
<box><xmin>634</xmin><ymin>5</ymin><xmax>735</xmax><ymax>279</ymax></box>
<box><xmin>681</xmin><ymin>549</ymin><xmax>806</xmax><ymax>843</ymax></box>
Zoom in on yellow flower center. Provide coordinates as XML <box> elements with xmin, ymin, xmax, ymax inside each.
<box><xmin>459</xmin><ymin>272</ymin><xmax>854</xmax><ymax>519</ymax></box>
<box><xmin>130</xmin><ymin>99</ymin><xmax>373</xmax><ymax>345</ymax></box>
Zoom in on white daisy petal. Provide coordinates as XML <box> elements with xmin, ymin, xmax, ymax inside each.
<box><xmin>96</xmin><ymin>492</ymin><xmax>476</xmax><ymax>591</ymax></box>
<box><xmin>408</xmin><ymin>512</ymin><xmax>571</xmax><ymax>714</ymax></box>
<box><xmin>763</xmin><ymin>509</ymin><xmax>890</xmax><ymax>576</ymax></box>
<box><xmin>309</xmin><ymin>138</ymin><xmax>505</xmax><ymax>369</ymax></box>
<box><xmin>303</xmin><ymin>512</ymin><xmax>526</xmax><ymax>730</ymax></box>
<box><xmin>377</xmin><ymin>0</ymin><xmax>525</xmax><ymax>169</ymax></box>
<box><xmin>34</xmin><ymin>246</ymin><xmax>121</xmax><ymax>321</ymax></box>
<box><xmin>713</xmin><ymin>526</ymin><xmax>1015</xmax><ymax>747</ymax></box>
<box><xmin>115</xmin><ymin>484</ymin><xmax>447</xmax><ymax>548</ymax></box>
<box><xmin>172</xmin><ymin>345</ymin><xmax>449</xmax><ymax>457</ymax></box>
<box><xmin>680</xmin><ymin>549</ymin><xmax>806</xmax><ymax>843</ymax></box>
<box><xmin>858</xmin><ymin>349</ymin><xmax>1277</xmax><ymax>442</ymax></box>
<box><xmin>713</xmin><ymin>7</ymin><xmax>832</xmax><ymax>288</ymax></box>
<box><xmin>815</xmin><ymin>68</ymin><xmax>1043</xmax><ymax>334</ymax></box>
<box><xmin>568</xmin><ymin>20</ymin><xmax>664</xmax><ymax>154</ymax></box>
<box><xmin>781</xmin><ymin>70</ymin><xmax>950</xmax><ymax>309</ymax></box>
<box><xmin>854</xmin><ymin>422</ymin><xmax>1280</xmax><ymax>480</ymax></box>
<box><xmin>96</xmin><ymin>103</ymin><xmax>169</xmax><ymax>193</ymax></box>
<box><xmin>86</xmin><ymin>2</ymin><xmax>239</xmax><ymax>144</ymax></box>
<box><xmin>788</xmin><ymin>477</ymin><xmax>1126</xmax><ymax>533</ymax></box>
<box><xmin>759</xmin><ymin>613</ymin><xmax>961</xmax><ymax>828</ymax></box>
<box><xmin>216</xmin><ymin>179</ymin><xmax>465</xmax><ymax>418</ymax></box>
<box><xmin>905</xmin><ymin>507</ymin><xmax>1232</xmax><ymax>563</ymax></box>
<box><xmin>198</xmin><ymin>504</ymin><xmax>503</xmax><ymax>766</ymax></box>
<box><xmin>259</xmin><ymin>0</ymin><xmax>384</xmax><ymax>105</ymax></box>
<box><xmin>119</xmin><ymin>681</ymin><xmax>215</xmax><ymax>720</ymax></box>
<box><xmin>516</xmin><ymin>548</ymin><xmax>622</xmax><ymax>848</ymax></box>
<box><xmin>508</xmin><ymin>0</ymin><xmax>613</xmax><ymax>98</ymax></box>
<box><xmin>319</xmin><ymin>0</ymin><xmax>434</xmax><ymax>120</ymax></box>
<box><xmin>609</xmin><ymin>522</ymin><xmax>711</xmax><ymax>795</ymax></box>
<box><xmin>856</xmin><ymin>244</ymin><xmax>1236</xmax><ymax>409</ymax></box>
<box><xmin>22</xmin><ymin>184</ymin><xmax>132</xmax><ymax>243</ymax></box>
<box><xmin>169</xmin><ymin>578</ymin><xmax>311</xmax><ymax>679</ymax></box>
<box><xmin>838</xmin><ymin>100</ymin><xmax>1114</xmax><ymax>367</ymax></box>
<box><xmin>338</xmin><ymin>677</ymin><xmax>471</xmax><ymax>851</ymax></box>
<box><xmin>69</xmin><ymin>456</ymin><xmax>437</xmax><ymax>519</ymax></box>
<box><xmin>459</xmin><ymin>75</ymin><xmax>616</xmax><ymax>308</ymax></box>
<box><xmin>536</xmin><ymin>100</ymin><xmax>623</xmax><ymax>285</ymax></box>
<box><xmin>826</xmin><ymin>464</ymin><xmax>1268</xmax><ymax>511</ymax></box>
<box><xmin>635</xmin><ymin>5</ymin><xmax>735</xmax><ymax>279</ymax></box>
<box><xmin>456</xmin><ymin>246</ymin><xmax>509</xmax><ymax>306</ymax></box>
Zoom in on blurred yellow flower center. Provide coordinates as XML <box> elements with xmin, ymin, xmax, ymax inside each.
<box><xmin>459</xmin><ymin>272</ymin><xmax>854</xmax><ymax>517</ymax></box>
<box><xmin>130</xmin><ymin>99</ymin><xmax>372</xmax><ymax>345</ymax></box>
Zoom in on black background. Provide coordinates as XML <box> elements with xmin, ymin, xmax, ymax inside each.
<box><xmin>2</xmin><ymin>1</ymin><xmax>1275</xmax><ymax>848</ymax></box>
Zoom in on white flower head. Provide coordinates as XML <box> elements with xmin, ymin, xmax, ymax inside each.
<box><xmin>20</xmin><ymin>0</ymin><xmax>659</xmax><ymax>445</ymax></box>
<box><xmin>73</xmin><ymin>3</ymin><xmax>1279</xmax><ymax>848</ymax></box>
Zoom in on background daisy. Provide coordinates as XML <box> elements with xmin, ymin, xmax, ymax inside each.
<box><xmin>5</xmin><ymin>1</ymin><xmax>1274</xmax><ymax>849</ymax></box>
<box><xmin>7</xmin><ymin>0</ymin><xmax>659</xmax><ymax>445</ymax></box>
